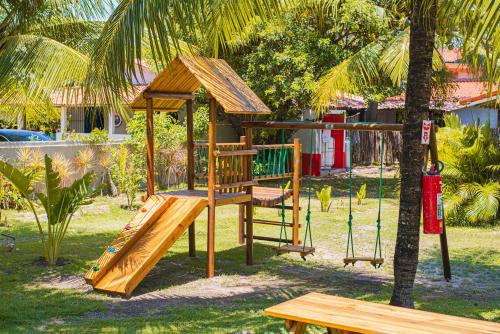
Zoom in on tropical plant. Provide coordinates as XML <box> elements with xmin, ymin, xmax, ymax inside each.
<box><xmin>357</xmin><ymin>183</ymin><xmax>367</xmax><ymax>205</ymax></box>
<box><xmin>0</xmin><ymin>155</ymin><xmax>94</xmax><ymax>265</ymax></box>
<box><xmin>438</xmin><ymin>115</ymin><xmax>500</xmax><ymax>226</ymax></box>
<box><xmin>316</xmin><ymin>185</ymin><xmax>332</xmax><ymax>212</ymax></box>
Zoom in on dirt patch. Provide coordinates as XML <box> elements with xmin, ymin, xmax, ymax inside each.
<box><xmin>94</xmin><ymin>274</ymin><xmax>305</xmax><ymax>319</ymax></box>
<box><xmin>37</xmin><ymin>275</ymin><xmax>93</xmax><ymax>293</ymax></box>
<box><xmin>32</xmin><ymin>257</ymin><xmax>71</xmax><ymax>267</ymax></box>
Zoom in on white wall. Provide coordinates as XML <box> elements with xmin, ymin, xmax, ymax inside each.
<box><xmin>0</xmin><ymin>141</ymin><xmax>120</xmax><ymax>163</ymax></box>
<box><xmin>453</xmin><ymin>107</ymin><xmax>498</xmax><ymax>128</ymax></box>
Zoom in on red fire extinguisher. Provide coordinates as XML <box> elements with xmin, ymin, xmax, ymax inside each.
<box><xmin>422</xmin><ymin>161</ymin><xmax>444</xmax><ymax>234</ymax></box>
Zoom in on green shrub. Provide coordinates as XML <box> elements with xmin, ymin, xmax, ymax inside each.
<box><xmin>438</xmin><ymin>115</ymin><xmax>500</xmax><ymax>226</ymax></box>
<box><xmin>86</xmin><ymin>128</ymin><xmax>109</xmax><ymax>144</ymax></box>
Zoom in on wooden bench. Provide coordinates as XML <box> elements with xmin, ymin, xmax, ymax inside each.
<box><xmin>264</xmin><ymin>292</ymin><xmax>500</xmax><ymax>334</ymax></box>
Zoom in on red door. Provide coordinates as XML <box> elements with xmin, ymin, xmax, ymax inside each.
<box><xmin>322</xmin><ymin>113</ymin><xmax>346</xmax><ymax>169</ymax></box>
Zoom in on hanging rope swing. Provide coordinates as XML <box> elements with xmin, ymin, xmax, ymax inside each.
<box><xmin>277</xmin><ymin>128</ymin><xmax>315</xmax><ymax>260</ymax></box>
<box><xmin>343</xmin><ymin>129</ymin><xmax>385</xmax><ymax>268</ymax></box>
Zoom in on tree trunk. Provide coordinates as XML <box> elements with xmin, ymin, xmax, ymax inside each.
<box><xmin>390</xmin><ymin>0</ymin><xmax>437</xmax><ymax>308</ymax></box>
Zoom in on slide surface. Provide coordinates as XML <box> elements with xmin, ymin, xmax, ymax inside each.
<box><xmin>85</xmin><ymin>195</ymin><xmax>207</xmax><ymax>296</ymax></box>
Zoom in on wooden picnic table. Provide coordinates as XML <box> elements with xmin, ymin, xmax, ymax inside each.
<box><xmin>264</xmin><ymin>292</ymin><xmax>500</xmax><ymax>334</ymax></box>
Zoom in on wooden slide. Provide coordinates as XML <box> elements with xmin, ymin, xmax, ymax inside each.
<box><xmin>84</xmin><ymin>195</ymin><xmax>207</xmax><ymax>297</ymax></box>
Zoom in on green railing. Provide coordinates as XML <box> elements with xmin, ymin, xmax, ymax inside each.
<box><xmin>194</xmin><ymin>142</ymin><xmax>296</xmax><ymax>182</ymax></box>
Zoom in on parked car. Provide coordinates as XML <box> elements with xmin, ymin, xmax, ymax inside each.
<box><xmin>0</xmin><ymin>129</ymin><xmax>52</xmax><ymax>142</ymax></box>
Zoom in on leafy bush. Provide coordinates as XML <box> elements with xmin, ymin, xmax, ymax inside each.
<box><xmin>86</xmin><ymin>128</ymin><xmax>109</xmax><ymax>144</ymax></box>
<box><xmin>126</xmin><ymin>112</ymin><xmax>187</xmax><ymax>189</ymax></box>
<box><xmin>111</xmin><ymin>145</ymin><xmax>145</xmax><ymax>209</ymax></box>
<box><xmin>0</xmin><ymin>155</ymin><xmax>94</xmax><ymax>265</ymax></box>
<box><xmin>193</xmin><ymin>106</ymin><xmax>209</xmax><ymax>140</ymax></box>
<box><xmin>438</xmin><ymin>115</ymin><xmax>500</xmax><ymax>226</ymax></box>
<box><xmin>357</xmin><ymin>184</ymin><xmax>367</xmax><ymax>205</ymax></box>
<box><xmin>316</xmin><ymin>186</ymin><xmax>332</xmax><ymax>212</ymax></box>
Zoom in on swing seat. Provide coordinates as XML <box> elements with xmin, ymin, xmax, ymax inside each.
<box><xmin>343</xmin><ymin>257</ymin><xmax>384</xmax><ymax>267</ymax></box>
<box><xmin>278</xmin><ymin>244</ymin><xmax>315</xmax><ymax>258</ymax></box>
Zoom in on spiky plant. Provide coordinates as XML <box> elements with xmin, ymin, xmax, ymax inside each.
<box><xmin>51</xmin><ymin>153</ymin><xmax>74</xmax><ymax>187</ymax></box>
<box><xmin>73</xmin><ymin>148</ymin><xmax>95</xmax><ymax>176</ymax></box>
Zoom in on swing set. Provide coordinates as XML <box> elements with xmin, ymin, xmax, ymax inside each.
<box><xmin>241</xmin><ymin>120</ymin><xmax>452</xmax><ymax>279</ymax></box>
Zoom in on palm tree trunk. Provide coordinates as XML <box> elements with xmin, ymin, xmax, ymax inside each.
<box><xmin>390</xmin><ymin>0</ymin><xmax>437</xmax><ymax>308</ymax></box>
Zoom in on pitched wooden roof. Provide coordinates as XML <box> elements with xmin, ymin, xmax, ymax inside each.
<box><xmin>130</xmin><ymin>55</ymin><xmax>271</xmax><ymax>114</ymax></box>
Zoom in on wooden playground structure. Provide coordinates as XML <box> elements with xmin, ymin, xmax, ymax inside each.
<box><xmin>84</xmin><ymin>55</ymin><xmax>451</xmax><ymax>297</ymax></box>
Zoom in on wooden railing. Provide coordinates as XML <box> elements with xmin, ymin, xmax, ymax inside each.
<box><xmin>194</xmin><ymin>137</ymin><xmax>301</xmax><ymax>192</ymax></box>
<box><xmin>195</xmin><ymin>137</ymin><xmax>256</xmax><ymax>193</ymax></box>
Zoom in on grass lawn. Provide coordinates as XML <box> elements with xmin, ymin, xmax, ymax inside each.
<box><xmin>1</xmin><ymin>166</ymin><xmax>499</xmax><ymax>333</ymax></box>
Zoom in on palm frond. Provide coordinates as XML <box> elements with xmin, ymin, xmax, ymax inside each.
<box><xmin>0</xmin><ymin>34</ymin><xmax>89</xmax><ymax>103</ymax></box>
<box><xmin>313</xmin><ymin>39</ymin><xmax>386</xmax><ymax>110</ymax></box>
<box><xmin>462</xmin><ymin>182</ymin><xmax>500</xmax><ymax>224</ymax></box>
<box><xmin>439</xmin><ymin>0</ymin><xmax>500</xmax><ymax>89</ymax></box>
<box><xmin>28</xmin><ymin>18</ymin><xmax>104</xmax><ymax>55</ymax></box>
<box><xmin>85</xmin><ymin>0</ymin><xmax>285</xmax><ymax>116</ymax></box>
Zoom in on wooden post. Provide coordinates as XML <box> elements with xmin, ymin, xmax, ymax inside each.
<box><xmin>429</xmin><ymin>124</ymin><xmax>452</xmax><ymax>281</ymax></box>
<box><xmin>245</xmin><ymin>124</ymin><xmax>254</xmax><ymax>265</ymax></box>
<box><xmin>238</xmin><ymin>135</ymin><xmax>246</xmax><ymax>245</ymax></box>
<box><xmin>207</xmin><ymin>97</ymin><xmax>217</xmax><ymax>278</ymax></box>
<box><xmin>238</xmin><ymin>204</ymin><xmax>245</xmax><ymax>245</ymax></box>
<box><xmin>186</xmin><ymin>99</ymin><xmax>196</xmax><ymax>257</ymax></box>
<box><xmin>146</xmin><ymin>97</ymin><xmax>155</xmax><ymax>198</ymax></box>
<box><xmin>292</xmin><ymin>138</ymin><xmax>301</xmax><ymax>245</ymax></box>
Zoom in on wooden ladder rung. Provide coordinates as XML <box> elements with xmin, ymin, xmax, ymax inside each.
<box><xmin>249</xmin><ymin>219</ymin><xmax>300</xmax><ymax>227</ymax></box>
<box><xmin>246</xmin><ymin>234</ymin><xmax>294</xmax><ymax>244</ymax></box>
<box><xmin>343</xmin><ymin>257</ymin><xmax>384</xmax><ymax>266</ymax></box>
<box><xmin>278</xmin><ymin>244</ymin><xmax>315</xmax><ymax>257</ymax></box>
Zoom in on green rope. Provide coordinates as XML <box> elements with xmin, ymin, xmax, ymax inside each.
<box><xmin>373</xmin><ymin>131</ymin><xmax>384</xmax><ymax>267</ymax></box>
<box><xmin>278</xmin><ymin>128</ymin><xmax>289</xmax><ymax>247</ymax></box>
<box><xmin>302</xmin><ymin>128</ymin><xmax>314</xmax><ymax>251</ymax></box>
<box><xmin>345</xmin><ymin>130</ymin><xmax>355</xmax><ymax>261</ymax></box>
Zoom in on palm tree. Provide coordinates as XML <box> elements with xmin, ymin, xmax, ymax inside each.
<box><xmin>0</xmin><ymin>0</ymin><xmax>108</xmax><ymax>120</ymax></box>
<box><xmin>316</xmin><ymin>0</ymin><xmax>498</xmax><ymax>307</ymax></box>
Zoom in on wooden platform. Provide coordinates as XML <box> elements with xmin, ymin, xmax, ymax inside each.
<box><xmin>253</xmin><ymin>186</ymin><xmax>293</xmax><ymax>207</ymax></box>
<box><xmin>163</xmin><ymin>190</ymin><xmax>251</xmax><ymax>206</ymax></box>
<box><xmin>265</xmin><ymin>292</ymin><xmax>500</xmax><ymax>334</ymax></box>
<box><xmin>343</xmin><ymin>257</ymin><xmax>384</xmax><ymax>267</ymax></box>
<box><xmin>278</xmin><ymin>244</ymin><xmax>315</xmax><ymax>258</ymax></box>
